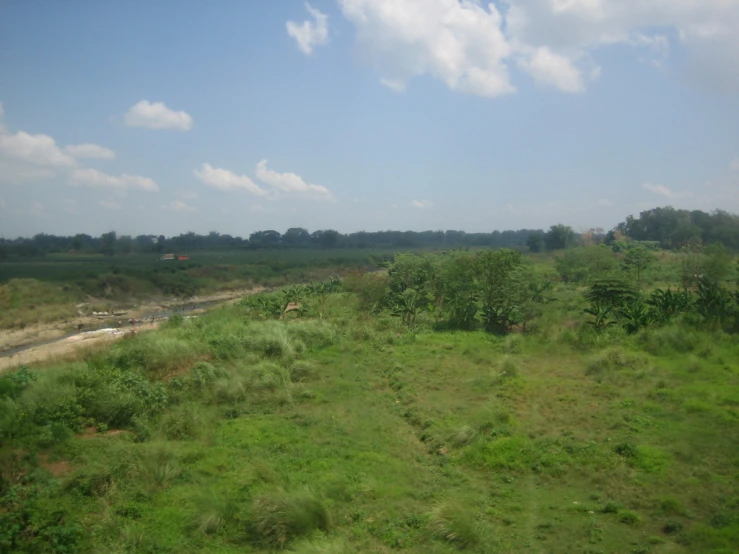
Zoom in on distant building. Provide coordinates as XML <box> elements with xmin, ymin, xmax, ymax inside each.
<box><xmin>177</xmin><ymin>255</ymin><xmax>189</xmax><ymax>261</ymax></box>
<box><xmin>161</xmin><ymin>253</ymin><xmax>175</xmax><ymax>260</ymax></box>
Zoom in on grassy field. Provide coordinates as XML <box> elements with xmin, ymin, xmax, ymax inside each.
<box><xmin>1</xmin><ymin>250</ymin><xmax>738</xmax><ymax>553</ymax></box>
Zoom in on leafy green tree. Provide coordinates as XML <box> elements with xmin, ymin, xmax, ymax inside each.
<box><xmin>703</xmin><ymin>243</ymin><xmax>733</xmax><ymax>282</ymax></box>
<box><xmin>476</xmin><ymin>249</ymin><xmax>524</xmax><ymax>333</ymax></box>
<box><xmin>555</xmin><ymin>246</ymin><xmax>618</xmax><ymax>283</ymax></box>
<box><xmin>438</xmin><ymin>254</ymin><xmax>478</xmax><ymax>329</ymax></box>
<box><xmin>526</xmin><ymin>233</ymin><xmax>543</xmax><ymax>253</ymax></box>
<box><xmin>621</xmin><ymin>245</ymin><xmax>656</xmax><ymax>286</ymax></box>
<box><xmin>544</xmin><ymin>224</ymin><xmax>576</xmax><ymax>251</ymax></box>
<box><xmin>283</xmin><ymin>227</ymin><xmax>310</xmax><ymax>248</ymax></box>
<box><xmin>100</xmin><ymin>231</ymin><xmax>117</xmax><ymax>256</ymax></box>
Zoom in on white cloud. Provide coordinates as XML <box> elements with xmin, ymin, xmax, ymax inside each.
<box><xmin>731</xmin><ymin>157</ymin><xmax>739</xmax><ymax>171</ymax></box>
<box><xmin>255</xmin><ymin>159</ymin><xmax>333</xmax><ymax>199</ymax></box>
<box><xmin>0</xmin><ymin>131</ymin><xmax>76</xmax><ymax>167</ymax></box>
<box><xmin>517</xmin><ymin>46</ymin><xmax>584</xmax><ymax>92</ymax></box>
<box><xmin>506</xmin><ymin>0</ymin><xmax>739</xmax><ymax>92</ymax></box>
<box><xmin>250</xmin><ymin>204</ymin><xmax>268</xmax><ymax>213</ymax></box>
<box><xmin>99</xmin><ymin>200</ymin><xmax>121</xmax><ymax>210</ymax></box>
<box><xmin>29</xmin><ymin>202</ymin><xmax>45</xmax><ymax>215</ymax></box>
<box><xmin>410</xmin><ymin>199</ymin><xmax>434</xmax><ymax>210</ymax></box>
<box><xmin>642</xmin><ymin>182</ymin><xmax>693</xmax><ymax>199</ymax></box>
<box><xmin>338</xmin><ymin>0</ymin><xmax>739</xmax><ymax>96</ymax></box>
<box><xmin>123</xmin><ymin>100</ymin><xmax>193</xmax><ymax>131</ymax></box>
<box><xmin>169</xmin><ymin>199</ymin><xmax>197</xmax><ymax>212</ymax></box>
<box><xmin>596</xmin><ymin>198</ymin><xmax>613</xmax><ymax>207</ymax></box>
<box><xmin>339</xmin><ymin>0</ymin><xmax>515</xmax><ymax>98</ymax></box>
<box><xmin>194</xmin><ymin>163</ymin><xmax>267</xmax><ymax>195</ymax></box>
<box><xmin>65</xmin><ymin>143</ymin><xmax>115</xmax><ymax>159</ymax></box>
<box><xmin>287</xmin><ymin>3</ymin><xmax>329</xmax><ymax>55</ymax></box>
<box><xmin>178</xmin><ymin>190</ymin><xmax>199</xmax><ymax>200</ymax></box>
<box><xmin>69</xmin><ymin>168</ymin><xmax>159</xmax><ymax>192</ymax></box>
<box><xmin>0</xmin><ymin>101</ymin><xmax>5</xmax><ymax>133</ymax></box>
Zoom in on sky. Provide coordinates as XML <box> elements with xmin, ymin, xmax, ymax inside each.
<box><xmin>0</xmin><ymin>0</ymin><xmax>738</xmax><ymax>239</ymax></box>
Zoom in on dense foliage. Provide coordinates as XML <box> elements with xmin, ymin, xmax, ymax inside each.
<box><xmin>613</xmin><ymin>206</ymin><xmax>739</xmax><ymax>250</ymax></box>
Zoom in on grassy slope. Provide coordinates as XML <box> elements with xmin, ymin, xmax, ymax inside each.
<box><xmin>2</xmin><ymin>289</ymin><xmax>739</xmax><ymax>552</ymax></box>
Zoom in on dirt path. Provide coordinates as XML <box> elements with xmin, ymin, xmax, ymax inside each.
<box><xmin>0</xmin><ymin>287</ymin><xmax>266</xmax><ymax>373</ymax></box>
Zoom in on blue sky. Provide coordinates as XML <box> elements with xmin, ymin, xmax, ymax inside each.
<box><xmin>1</xmin><ymin>0</ymin><xmax>738</xmax><ymax>238</ymax></box>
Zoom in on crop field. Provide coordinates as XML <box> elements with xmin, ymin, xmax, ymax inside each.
<box><xmin>0</xmin><ymin>246</ymin><xmax>738</xmax><ymax>553</ymax></box>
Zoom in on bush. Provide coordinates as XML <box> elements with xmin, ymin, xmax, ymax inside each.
<box><xmin>250</xmin><ymin>490</ymin><xmax>331</xmax><ymax>547</ymax></box>
<box><xmin>618</xmin><ymin>510</ymin><xmax>642</xmax><ymax>525</ymax></box>
<box><xmin>428</xmin><ymin>502</ymin><xmax>480</xmax><ymax>548</ymax></box>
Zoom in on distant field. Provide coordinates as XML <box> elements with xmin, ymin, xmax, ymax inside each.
<box><xmin>0</xmin><ymin>249</ymin><xmax>405</xmax><ymax>328</ymax></box>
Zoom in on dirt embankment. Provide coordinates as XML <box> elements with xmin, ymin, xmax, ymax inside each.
<box><xmin>0</xmin><ymin>287</ymin><xmax>265</xmax><ymax>373</ymax></box>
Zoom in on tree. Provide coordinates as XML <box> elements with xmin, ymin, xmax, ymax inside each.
<box><xmin>544</xmin><ymin>224</ymin><xmax>576</xmax><ymax>251</ymax></box>
<box><xmin>526</xmin><ymin>233</ymin><xmax>543</xmax><ymax>253</ymax></box>
<box><xmin>621</xmin><ymin>245</ymin><xmax>655</xmax><ymax>287</ymax></box>
<box><xmin>703</xmin><ymin>243</ymin><xmax>732</xmax><ymax>282</ymax></box>
<box><xmin>100</xmin><ymin>231</ymin><xmax>117</xmax><ymax>256</ymax></box>
<box><xmin>249</xmin><ymin>230</ymin><xmax>282</xmax><ymax>249</ymax></box>
<box><xmin>476</xmin><ymin>249</ymin><xmax>525</xmax><ymax>333</ymax></box>
<box><xmin>283</xmin><ymin>227</ymin><xmax>310</xmax><ymax>248</ymax></box>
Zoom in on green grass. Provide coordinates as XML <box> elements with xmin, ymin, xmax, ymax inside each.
<box><xmin>1</xmin><ymin>255</ymin><xmax>738</xmax><ymax>553</ymax></box>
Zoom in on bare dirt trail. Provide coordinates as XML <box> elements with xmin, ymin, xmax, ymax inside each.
<box><xmin>0</xmin><ymin>286</ymin><xmax>266</xmax><ymax>372</ymax></box>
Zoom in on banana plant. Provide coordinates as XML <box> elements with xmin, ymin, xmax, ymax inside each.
<box><xmin>619</xmin><ymin>301</ymin><xmax>652</xmax><ymax>334</ymax></box>
<box><xmin>389</xmin><ymin>288</ymin><xmax>432</xmax><ymax>327</ymax></box>
<box><xmin>584</xmin><ymin>300</ymin><xmax>616</xmax><ymax>332</ymax></box>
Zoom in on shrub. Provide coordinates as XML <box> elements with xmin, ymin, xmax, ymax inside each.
<box><xmin>250</xmin><ymin>490</ymin><xmax>331</xmax><ymax>547</ymax></box>
<box><xmin>618</xmin><ymin>510</ymin><xmax>642</xmax><ymax>525</ymax></box>
<box><xmin>427</xmin><ymin>502</ymin><xmax>480</xmax><ymax>548</ymax></box>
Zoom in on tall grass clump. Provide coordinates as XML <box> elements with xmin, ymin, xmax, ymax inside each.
<box><xmin>636</xmin><ymin>323</ymin><xmax>703</xmax><ymax>356</ymax></box>
<box><xmin>188</xmin><ymin>488</ymin><xmax>238</xmax><ymax>535</ymax></box>
<box><xmin>285</xmin><ymin>320</ymin><xmax>337</xmax><ymax>349</ymax></box>
<box><xmin>498</xmin><ymin>357</ymin><xmax>520</xmax><ymax>379</ymax></box>
<box><xmin>427</xmin><ymin>502</ymin><xmax>480</xmax><ymax>549</ymax></box>
<box><xmin>106</xmin><ymin>333</ymin><xmax>202</xmax><ymax>377</ymax></box>
<box><xmin>250</xmin><ymin>490</ymin><xmax>331</xmax><ymax>547</ymax></box>
<box><xmin>157</xmin><ymin>403</ymin><xmax>213</xmax><ymax>440</ymax></box>
<box><xmin>447</xmin><ymin>425</ymin><xmax>479</xmax><ymax>448</ymax></box>
<box><xmin>585</xmin><ymin>347</ymin><xmax>648</xmax><ymax>380</ymax></box>
<box><xmin>243</xmin><ymin>321</ymin><xmax>302</xmax><ymax>360</ymax></box>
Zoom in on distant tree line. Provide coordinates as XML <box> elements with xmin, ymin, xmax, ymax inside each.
<box><xmin>0</xmin><ymin>228</ymin><xmax>542</xmax><ymax>258</ymax></box>
<box><xmin>1</xmin><ymin>206</ymin><xmax>737</xmax><ymax>259</ymax></box>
